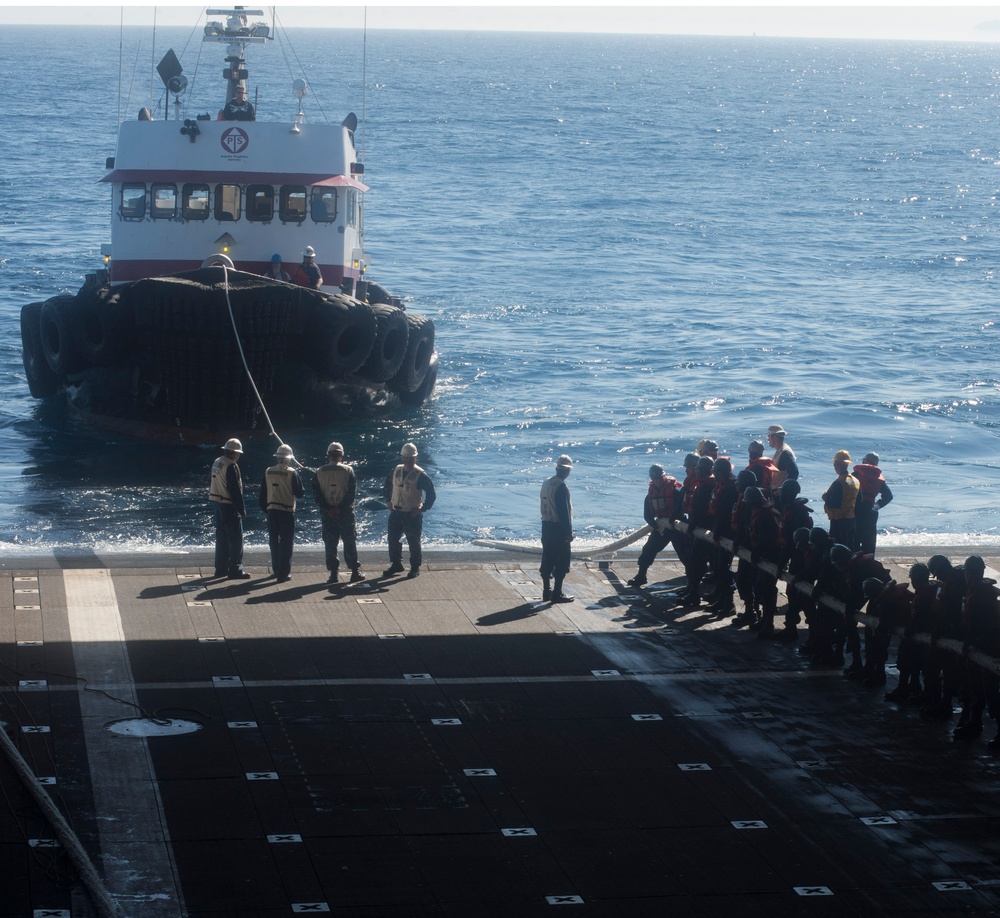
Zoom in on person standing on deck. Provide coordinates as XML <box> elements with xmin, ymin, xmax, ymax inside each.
<box><xmin>767</xmin><ymin>425</ymin><xmax>799</xmax><ymax>489</ymax></box>
<box><xmin>853</xmin><ymin>452</ymin><xmax>893</xmax><ymax>556</ymax></box>
<box><xmin>383</xmin><ymin>443</ymin><xmax>436</xmax><ymax>578</ymax></box>
<box><xmin>209</xmin><ymin>438</ymin><xmax>250</xmax><ymax>580</ymax></box>
<box><xmin>823</xmin><ymin>449</ymin><xmax>860</xmax><ymax>550</ymax></box>
<box><xmin>259</xmin><ymin>444</ymin><xmax>304</xmax><ymax>583</ymax></box>
<box><xmin>314</xmin><ymin>441</ymin><xmax>366</xmax><ymax>585</ymax></box>
<box><xmin>540</xmin><ymin>455</ymin><xmax>575</xmax><ymax>603</ymax></box>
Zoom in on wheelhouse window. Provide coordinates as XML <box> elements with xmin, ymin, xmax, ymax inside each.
<box><xmin>214</xmin><ymin>183</ymin><xmax>241</xmax><ymax>221</ymax></box>
<box><xmin>246</xmin><ymin>184</ymin><xmax>274</xmax><ymax>222</ymax></box>
<box><xmin>279</xmin><ymin>186</ymin><xmax>307</xmax><ymax>223</ymax></box>
<box><xmin>120</xmin><ymin>183</ymin><xmax>146</xmax><ymax>219</ymax></box>
<box><xmin>346</xmin><ymin>189</ymin><xmax>358</xmax><ymax>227</ymax></box>
<box><xmin>310</xmin><ymin>188</ymin><xmax>338</xmax><ymax>222</ymax></box>
<box><xmin>182</xmin><ymin>183</ymin><xmax>210</xmax><ymax>220</ymax></box>
<box><xmin>151</xmin><ymin>183</ymin><xmax>177</xmax><ymax>219</ymax></box>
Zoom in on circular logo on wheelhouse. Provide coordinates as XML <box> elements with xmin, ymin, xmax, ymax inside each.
<box><xmin>220</xmin><ymin>127</ymin><xmax>249</xmax><ymax>155</ymax></box>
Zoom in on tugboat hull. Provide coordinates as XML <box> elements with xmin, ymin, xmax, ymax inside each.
<box><xmin>21</xmin><ymin>267</ymin><xmax>436</xmax><ymax>439</ymax></box>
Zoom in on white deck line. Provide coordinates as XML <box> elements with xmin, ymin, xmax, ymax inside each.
<box><xmin>64</xmin><ymin>569</ymin><xmax>185</xmax><ymax>917</ymax></box>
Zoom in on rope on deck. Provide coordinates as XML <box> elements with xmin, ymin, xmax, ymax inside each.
<box><xmin>474</xmin><ymin>518</ymin><xmax>1000</xmax><ymax>677</ymax></box>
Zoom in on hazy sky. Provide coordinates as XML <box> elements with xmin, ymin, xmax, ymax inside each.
<box><xmin>2</xmin><ymin>3</ymin><xmax>1000</xmax><ymax>41</ymax></box>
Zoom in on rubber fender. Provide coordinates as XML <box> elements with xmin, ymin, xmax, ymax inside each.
<box><xmin>388</xmin><ymin>313</ymin><xmax>435</xmax><ymax>394</ymax></box>
<box><xmin>307</xmin><ymin>294</ymin><xmax>377</xmax><ymax>379</ymax></box>
<box><xmin>357</xmin><ymin>303</ymin><xmax>409</xmax><ymax>383</ymax></box>
<box><xmin>365</xmin><ymin>281</ymin><xmax>394</xmax><ymax>307</ymax></box>
<box><xmin>398</xmin><ymin>351</ymin><xmax>439</xmax><ymax>407</ymax></box>
<box><xmin>39</xmin><ymin>294</ymin><xmax>87</xmax><ymax>376</ymax></box>
<box><xmin>76</xmin><ymin>288</ymin><xmax>134</xmax><ymax>367</ymax></box>
<box><xmin>20</xmin><ymin>302</ymin><xmax>61</xmax><ymax>397</ymax></box>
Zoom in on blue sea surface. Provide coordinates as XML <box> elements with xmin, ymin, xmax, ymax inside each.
<box><xmin>1</xmin><ymin>25</ymin><xmax>999</xmax><ymax>553</ymax></box>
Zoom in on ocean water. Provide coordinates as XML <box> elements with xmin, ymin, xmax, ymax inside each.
<box><xmin>1</xmin><ymin>24</ymin><xmax>1000</xmax><ymax>554</ymax></box>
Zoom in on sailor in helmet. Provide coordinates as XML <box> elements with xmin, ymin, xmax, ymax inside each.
<box><xmin>540</xmin><ymin>454</ymin><xmax>575</xmax><ymax>603</ymax></box>
<box><xmin>383</xmin><ymin>442</ymin><xmax>436</xmax><ymax>578</ymax></box>
<box><xmin>209</xmin><ymin>438</ymin><xmax>250</xmax><ymax>579</ymax></box>
<box><xmin>314</xmin><ymin>441</ymin><xmax>366</xmax><ymax>585</ymax></box>
<box><xmin>292</xmin><ymin>246</ymin><xmax>323</xmax><ymax>289</ymax></box>
<box><xmin>267</xmin><ymin>253</ymin><xmax>291</xmax><ymax>282</ymax></box>
<box><xmin>259</xmin><ymin>443</ymin><xmax>305</xmax><ymax>583</ymax></box>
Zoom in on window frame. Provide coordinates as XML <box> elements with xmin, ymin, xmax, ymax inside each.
<box><xmin>214</xmin><ymin>183</ymin><xmax>242</xmax><ymax>222</ymax></box>
<box><xmin>150</xmin><ymin>183</ymin><xmax>178</xmax><ymax>220</ymax></box>
<box><xmin>181</xmin><ymin>183</ymin><xmax>211</xmax><ymax>221</ymax></box>
<box><xmin>279</xmin><ymin>185</ymin><xmax>307</xmax><ymax>224</ymax></box>
<box><xmin>246</xmin><ymin>184</ymin><xmax>275</xmax><ymax>223</ymax></box>
<box><xmin>310</xmin><ymin>188</ymin><xmax>338</xmax><ymax>223</ymax></box>
<box><xmin>120</xmin><ymin>183</ymin><xmax>146</xmax><ymax>220</ymax></box>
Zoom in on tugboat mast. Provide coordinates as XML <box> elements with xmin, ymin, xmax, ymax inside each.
<box><xmin>203</xmin><ymin>7</ymin><xmax>269</xmax><ymax>108</ymax></box>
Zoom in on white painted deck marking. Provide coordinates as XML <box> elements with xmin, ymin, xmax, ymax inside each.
<box><xmin>64</xmin><ymin>568</ymin><xmax>184</xmax><ymax>915</ymax></box>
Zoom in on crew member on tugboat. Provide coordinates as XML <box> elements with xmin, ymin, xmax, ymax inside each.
<box><xmin>292</xmin><ymin>246</ymin><xmax>323</xmax><ymax>289</ymax></box>
<box><xmin>220</xmin><ymin>83</ymin><xmax>255</xmax><ymax>121</ymax></box>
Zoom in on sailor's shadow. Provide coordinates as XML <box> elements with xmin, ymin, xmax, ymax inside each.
<box><xmin>244</xmin><ymin>582</ymin><xmax>331</xmax><ymax>603</ymax></box>
<box><xmin>476</xmin><ymin>603</ymin><xmax>540</xmax><ymax>626</ymax></box>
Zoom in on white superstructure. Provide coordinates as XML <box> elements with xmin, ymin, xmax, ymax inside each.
<box><xmin>100</xmin><ymin>7</ymin><xmax>369</xmax><ymax>289</ymax></box>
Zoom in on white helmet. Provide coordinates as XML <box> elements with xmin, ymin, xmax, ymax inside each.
<box><xmin>222</xmin><ymin>438</ymin><xmax>243</xmax><ymax>454</ymax></box>
<box><xmin>274</xmin><ymin>444</ymin><xmax>294</xmax><ymax>461</ymax></box>
<box><xmin>327</xmin><ymin>441</ymin><xmax>344</xmax><ymax>456</ymax></box>
<box><xmin>400</xmin><ymin>442</ymin><xmax>419</xmax><ymax>458</ymax></box>
<box><xmin>556</xmin><ymin>454</ymin><xmax>573</xmax><ymax>469</ymax></box>
<box><xmin>303</xmin><ymin>246</ymin><xmax>316</xmax><ymax>258</ymax></box>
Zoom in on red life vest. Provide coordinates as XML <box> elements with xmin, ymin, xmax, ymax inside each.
<box><xmin>746</xmin><ymin>456</ymin><xmax>778</xmax><ymax>490</ymax></box>
<box><xmin>853</xmin><ymin>464</ymin><xmax>886</xmax><ymax>505</ymax></box>
<box><xmin>648</xmin><ymin>475</ymin><xmax>679</xmax><ymax>518</ymax></box>
<box><xmin>681</xmin><ymin>474</ymin><xmax>700</xmax><ymax>515</ymax></box>
<box><xmin>708</xmin><ymin>477</ymin><xmax>735</xmax><ymax>517</ymax></box>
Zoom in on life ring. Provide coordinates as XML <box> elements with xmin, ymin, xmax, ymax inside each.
<box><xmin>20</xmin><ymin>302</ymin><xmax>61</xmax><ymax>397</ymax></box>
<box><xmin>39</xmin><ymin>295</ymin><xmax>86</xmax><ymax>376</ymax></box>
<box><xmin>398</xmin><ymin>351</ymin><xmax>438</xmax><ymax>406</ymax></box>
<box><xmin>388</xmin><ymin>313</ymin><xmax>435</xmax><ymax>394</ymax></box>
<box><xmin>357</xmin><ymin>303</ymin><xmax>409</xmax><ymax>382</ymax></box>
<box><xmin>77</xmin><ymin>289</ymin><xmax>134</xmax><ymax>366</ymax></box>
<box><xmin>307</xmin><ymin>294</ymin><xmax>377</xmax><ymax>379</ymax></box>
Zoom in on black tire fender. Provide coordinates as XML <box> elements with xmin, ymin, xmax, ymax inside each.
<box><xmin>307</xmin><ymin>294</ymin><xmax>377</xmax><ymax>379</ymax></box>
<box><xmin>357</xmin><ymin>303</ymin><xmax>409</xmax><ymax>383</ymax></box>
<box><xmin>388</xmin><ymin>313</ymin><xmax>435</xmax><ymax>394</ymax></box>
<box><xmin>39</xmin><ymin>295</ymin><xmax>86</xmax><ymax>376</ymax></box>
<box><xmin>21</xmin><ymin>302</ymin><xmax>61</xmax><ymax>397</ymax></box>
<box><xmin>398</xmin><ymin>351</ymin><xmax>439</xmax><ymax>407</ymax></box>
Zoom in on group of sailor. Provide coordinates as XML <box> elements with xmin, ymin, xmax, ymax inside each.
<box><xmin>265</xmin><ymin>247</ymin><xmax>323</xmax><ymax>289</ymax></box>
<box><xmin>209</xmin><ymin>439</ymin><xmax>435</xmax><ymax>585</ymax></box>
<box><xmin>618</xmin><ymin>428</ymin><xmax>997</xmax><ymax>751</ymax></box>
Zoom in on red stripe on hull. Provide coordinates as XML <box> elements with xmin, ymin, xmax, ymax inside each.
<box><xmin>110</xmin><ymin>260</ymin><xmax>350</xmax><ymax>285</ymax></box>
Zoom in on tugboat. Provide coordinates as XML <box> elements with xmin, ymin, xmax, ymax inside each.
<box><xmin>19</xmin><ymin>7</ymin><xmax>437</xmax><ymax>441</ymax></box>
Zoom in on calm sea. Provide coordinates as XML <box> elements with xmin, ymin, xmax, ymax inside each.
<box><xmin>1</xmin><ymin>25</ymin><xmax>999</xmax><ymax>554</ymax></box>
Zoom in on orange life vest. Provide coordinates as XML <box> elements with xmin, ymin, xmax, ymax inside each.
<box><xmin>648</xmin><ymin>475</ymin><xmax>679</xmax><ymax>518</ymax></box>
<box><xmin>853</xmin><ymin>463</ymin><xmax>886</xmax><ymax>505</ymax></box>
<box><xmin>746</xmin><ymin>456</ymin><xmax>778</xmax><ymax>490</ymax></box>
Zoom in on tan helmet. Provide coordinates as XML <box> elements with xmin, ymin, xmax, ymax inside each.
<box><xmin>274</xmin><ymin>444</ymin><xmax>294</xmax><ymax>461</ymax></box>
<box><xmin>400</xmin><ymin>442</ymin><xmax>419</xmax><ymax>458</ymax></box>
<box><xmin>327</xmin><ymin>441</ymin><xmax>344</xmax><ymax>456</ymax></box>
<box><xmin>833</xmin><ymin>449</ymin><xmax>851</xmax><ymax>463</ymax></box>
<box><xmin>556</xmin><ymin>454</ymin><xmax>573</xmax><ymax>469</ymax></box>
<box><xmin>222</xmin><ymin>438</ymin><xmax>243</xmax><ymax>454</ymax></box>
